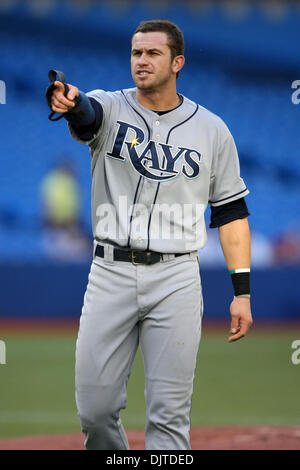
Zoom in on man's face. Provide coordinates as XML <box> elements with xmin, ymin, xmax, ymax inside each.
<box><xmin>131</xmin><ymin>31</ymin><xmax>175</xmax><ymax>92</ymax></box>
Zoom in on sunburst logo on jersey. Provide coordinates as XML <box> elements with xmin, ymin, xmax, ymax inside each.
<box><xmin>129</xmin><ymin>136</ymin><xmax>141</xmax><ymax>150</ymax></box>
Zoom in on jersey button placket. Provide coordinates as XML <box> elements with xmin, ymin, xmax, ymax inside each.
<box><xmin>154</xmin><ymin>119</ymin><xmax>160</xmax><ymax>140</ymax></box>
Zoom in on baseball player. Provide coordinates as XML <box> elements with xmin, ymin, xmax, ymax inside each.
<box><xmin>47</xmin><ymin>19</ymin><xmax>253</xmax><ymax>450</ymax></box>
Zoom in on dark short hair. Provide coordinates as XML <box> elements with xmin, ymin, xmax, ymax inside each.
<box><xmin>132</xmin><ymin>19</ymin><xmax>185</xmax><ymax>78</ymax></box>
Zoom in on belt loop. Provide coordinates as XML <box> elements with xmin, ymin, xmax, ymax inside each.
<box><xmin>93</xmin><ymin>240</ymin><xmax>97</xmax><ymax>258</ymax></box>
<box><xmin>104</xmin><ymin>244</ymin><xmax>114</xmax><ymax>265</ymax></box>
<box><xmin>162</xmin><ymin>254</ymin><xmax>175</xmax><ymax>262</ymax></box>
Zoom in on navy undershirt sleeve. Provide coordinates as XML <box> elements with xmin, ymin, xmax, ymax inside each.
<box><xmin>209</xmin><ymin>198</ymin><xmax>250</xmax><ymax>228</ymax></box>
<box><xmin>64</xmin><ymin>92</ymin><xmax>103</xmax><ymax>141</ymax></box>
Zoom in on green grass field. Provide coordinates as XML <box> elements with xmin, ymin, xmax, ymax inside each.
<box><xmin>0</xmin><ymin>324</ymin><xmax>299</xmax><ymax>438</ymax></box>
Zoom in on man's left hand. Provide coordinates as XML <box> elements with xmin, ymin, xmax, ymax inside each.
<box><xmin>228</xmin><ymin>297</ymin><xmax>253</xmax><ymax>343</ymax></box>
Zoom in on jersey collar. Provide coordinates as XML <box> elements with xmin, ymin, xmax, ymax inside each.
<box><xmin>123</xmin><ymin>88</ymin><xmax>197</xmax><ymax>123</ymax></box>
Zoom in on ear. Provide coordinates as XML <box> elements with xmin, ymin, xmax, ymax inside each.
<box><xmin>172</xmin><ymin>55</ymin><xmax>185</xmax><ymax>75</ymax></box>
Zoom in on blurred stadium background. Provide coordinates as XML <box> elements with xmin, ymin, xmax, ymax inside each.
<box><xmin>0</xmin><ymin>0</ymin><xmax>299</xmax><ymax>442</ymax></box>
<box><xmin>0</xmin><ymin>0</ymin><xmax>299</xmax><ymax>320</ymax></box>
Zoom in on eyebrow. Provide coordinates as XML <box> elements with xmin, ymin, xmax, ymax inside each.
<box><xmin>131</xmin><ymin>48</ymin><xmax>163</xmax><ymax>54</ymax></box>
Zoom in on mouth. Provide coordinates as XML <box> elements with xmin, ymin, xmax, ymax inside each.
<box><xmin>136</xmin><ymin>71</ymin><xmax>152</xmax><ymax>77</ymax></box>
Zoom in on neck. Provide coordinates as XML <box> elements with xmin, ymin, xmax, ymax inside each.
<box><xmin>136</xmin><ymin>86</ymin><xmax>180</xmax><ymax>111</ymax></box>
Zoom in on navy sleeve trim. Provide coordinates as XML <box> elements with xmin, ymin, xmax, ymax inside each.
<box><xmin>64</xmin><ymin>91</ymin><xmax>95</xmax><ymax>126</ymax></box>
<box><xmin>69</xmin><ymin>98</ymin><xmax>103</xmax><ymax>142</ymax></box>
<box><xmin>209</xmin><ymin>187</ymin><xmax>248</xmax><ymax>205</ymax></box>
<box><xmin>209</xmin><ymin>197</ymin><xmax>250</xmax><ymax>228</ymax></box>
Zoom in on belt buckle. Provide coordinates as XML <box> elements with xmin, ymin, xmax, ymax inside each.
<box><xmin>131</xmin><ymin>251</ymin><xmax>151</xmax><ymax>265</ymax></box>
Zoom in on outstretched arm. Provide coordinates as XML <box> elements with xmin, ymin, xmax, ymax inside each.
<box><xmin>48</xmin><ymin>80</ymin><xmax>103</xmax><ymax>139</ymax></box>
<box><xmin>218</xmin><ymin>217</ymin><xmax>253</xmax><ymax>342</ymax></box>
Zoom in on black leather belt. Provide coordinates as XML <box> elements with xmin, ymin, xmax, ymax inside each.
<box><xmin>95</xmin><ymin>244</ymin><xmax>187</xmax><ymax>265</ymax></box>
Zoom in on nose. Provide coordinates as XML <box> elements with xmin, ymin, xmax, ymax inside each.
<box><xmin>137</xmin><ymin>52</ymin><xmax>149</xmax><ymax>66</ymax></box>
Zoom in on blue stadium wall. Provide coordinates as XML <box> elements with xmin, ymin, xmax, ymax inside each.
<box><xmin>0</xmin><ymin>263</ymin><xmax>299</xmax><ymax>320</ymax></box>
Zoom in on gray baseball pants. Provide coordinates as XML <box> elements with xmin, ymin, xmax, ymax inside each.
<box><xmin>75</xmin><ymin>243</ymin><xmax>203</xmax><ymax>450</ymax></box>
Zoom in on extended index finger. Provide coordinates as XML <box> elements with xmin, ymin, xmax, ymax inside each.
<box><xmin>53</xmin><ymin>81</ymin><xmax>75</xmax><ymax>107</ymax></box>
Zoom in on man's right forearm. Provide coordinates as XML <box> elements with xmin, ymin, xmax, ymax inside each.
<box><xmin>64</xmin><ymin>91</ymin><xmax>95</xmax><ymax>126</ymax></box>
<box><xmin>65</xmin><ymin>93</ymin><xmax>103</xmax><ymax>141</ymax></box>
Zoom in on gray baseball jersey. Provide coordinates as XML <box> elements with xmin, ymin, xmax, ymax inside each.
<box><xmin>69</xmin><ymin>87</ymin><xmax>249</xmax><ymax>252</ymax></box>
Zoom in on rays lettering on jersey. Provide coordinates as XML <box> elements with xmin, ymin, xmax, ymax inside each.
<box><xmin>107</xmin><ymin>121</ymin><xmax>202</xmax><ymax>181</ymax></box>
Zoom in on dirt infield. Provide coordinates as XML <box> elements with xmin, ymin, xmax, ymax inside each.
<box><xmin>0</xmin><ymin>427</ymin><xmax>300</xmax><ymax>450</ymax></box>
